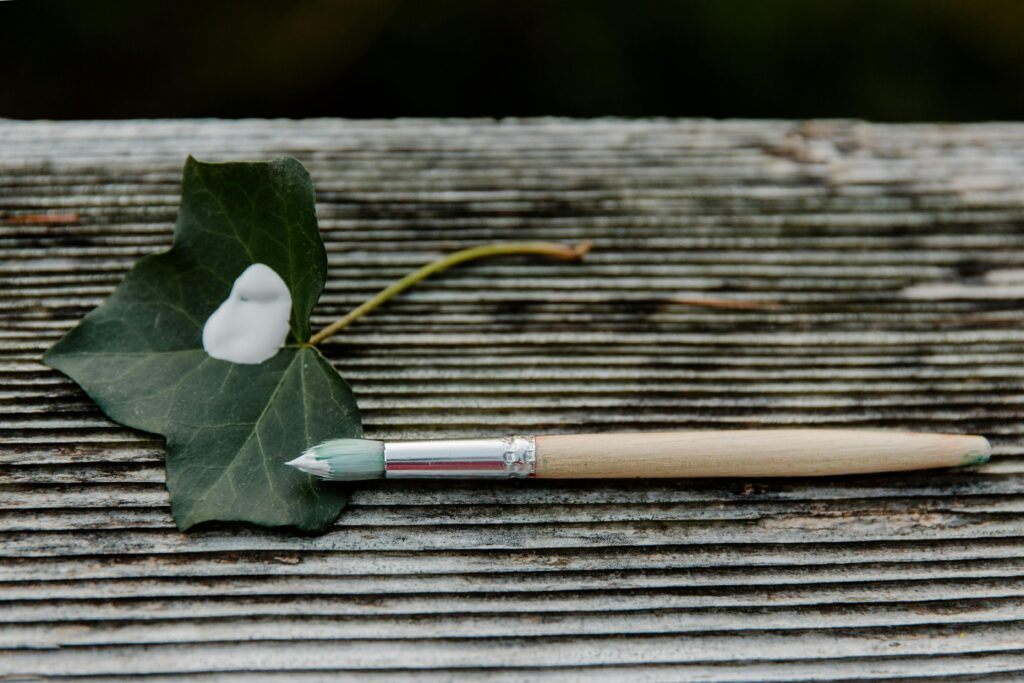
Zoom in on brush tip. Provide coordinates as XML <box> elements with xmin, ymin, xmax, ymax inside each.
<box><xmin>286</xmin><ymin>438</ymin><xmax>385</xmax><ymax>481</ymax></box>
<box><xmin>285</xmin><ymin>449</ymin><xmax>332</xmax><ymax>478</ymax></box>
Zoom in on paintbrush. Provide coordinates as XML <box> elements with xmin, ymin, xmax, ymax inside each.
<box><xmin>286</xmin><ymin>430</ymin><xmax>991</xmax><ymax>481</ymax></box>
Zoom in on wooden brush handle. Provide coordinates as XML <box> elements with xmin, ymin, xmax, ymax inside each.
<box><xmin>533</xmin><ymin>430</ymin><xmax>990</xmax><ymax>478</ymax></box>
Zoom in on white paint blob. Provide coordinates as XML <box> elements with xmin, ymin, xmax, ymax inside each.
<box><xmin>202</xmin><ymin>263</ymin><xmax>292</xmax><ymax>365</ymax></box>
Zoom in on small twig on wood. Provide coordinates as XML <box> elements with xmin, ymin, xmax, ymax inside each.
<box><xmin>4</xmin><ymin>212</ymin><xmax>80</xmax><ymax>225</ymax></box>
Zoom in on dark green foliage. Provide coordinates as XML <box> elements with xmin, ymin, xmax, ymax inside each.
<box><xmin>45</xmin><ymin>157</ymin><xmax>360</xmax><ymax>532</ymax></box>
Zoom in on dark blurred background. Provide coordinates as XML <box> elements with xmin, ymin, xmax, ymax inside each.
<box><xmin>2</xmin><ymin>0</ymin><xmax>1023</xmax><ymax>121</ymax></box>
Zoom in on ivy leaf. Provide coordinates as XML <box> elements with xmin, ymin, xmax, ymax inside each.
<box><xmin>44</xmin><ymin>157</ymin><xmax>360</xmax><ymax>533</ymax></box>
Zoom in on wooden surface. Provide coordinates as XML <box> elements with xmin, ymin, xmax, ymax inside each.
<box><xmin>2</xmin><ymin>118</ymin><xmax>1024</xmax><ymax>681</ymax></box>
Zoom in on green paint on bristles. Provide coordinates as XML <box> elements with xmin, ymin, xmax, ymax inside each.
<box><xmin>313</xmin><ymin>438</ymin><xmax>385</xmax><ymax>481</ymax></box>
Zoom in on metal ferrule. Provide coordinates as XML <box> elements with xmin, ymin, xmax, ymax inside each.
<box><xmin>384</xmin><ymin>436</ymin><xmax>536</xmax><ymax>479</ymax></box>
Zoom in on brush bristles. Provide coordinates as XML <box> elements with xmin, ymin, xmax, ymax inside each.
<box><xmin>286</xmin><ymin>438</ymin><xmax>385</xmax><ymax>481</ymax></box>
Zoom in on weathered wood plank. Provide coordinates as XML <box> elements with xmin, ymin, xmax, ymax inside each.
<box><xmin>3</xmin><ymin>118</ymin><xmax>1024</xmax><ymax>680</ymax></box>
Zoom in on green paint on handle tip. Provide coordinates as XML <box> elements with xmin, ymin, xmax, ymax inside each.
<box><xmin>959</xmin><ymin>450</ymin><xmax>991</xmax><ymax>468</ymax></box>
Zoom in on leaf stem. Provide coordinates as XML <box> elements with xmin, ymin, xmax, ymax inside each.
<box><xmin>308</xmin><ymin>240</ymin><xmax>591</xmax><ymax>346</ymax></box>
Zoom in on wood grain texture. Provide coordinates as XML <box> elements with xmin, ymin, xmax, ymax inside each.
<box><xmin>534</xmin><ymin>430</ymin><xmax>990</xmax><ymax>478</ymax></box>
<box><xmin>2</xmin><ymin>118</ymin><xmax>1024</xmax><ymax>680</ymax></box>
